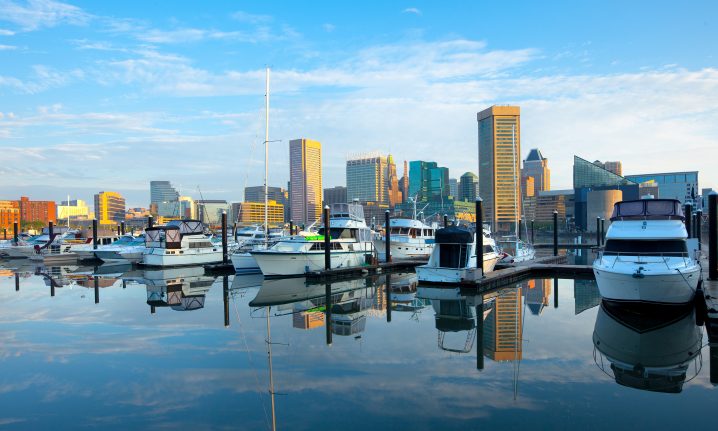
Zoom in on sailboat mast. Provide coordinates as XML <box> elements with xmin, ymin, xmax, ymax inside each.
<box><xmin>264</xmin><ymin>67</ymin><xmax>270</xmax><ymax>243</ymax></box>
<box><xmin>67</xmin><ymin>194</ymin><xmax>70</xmax><ymax>229</ymax></box>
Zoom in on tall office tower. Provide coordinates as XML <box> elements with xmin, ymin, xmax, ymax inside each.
<box><xmin>94</xmin><ymin>191</ymin><xmax>126</xmax><ymax>224</ymax></box>
<box><xmin>483</xmin><ymin>287</ymin><xmax>523</xmax><ymax>361</ymax></box>
<box><xmin>178</xmin><ymin>196</ymin><xmax>197</xmax><ymax>219</ymax></box>
<box><xmin>458</xmin><ymin>172</ymin><xmax>479</xmax><ymax>202</ymax></box>
<box><xmin>399</xmin><ymin>160</ymin><xmax>409</xmax><ymax>204</ymax></box>
<box><xmin>387</xmin><ymin>154</ymin><xmax>402</xmax><ymax>207</ymax></box>
<box><xmin>522</xmin><ymin>149</ymin><xmax>550</xmax><ymax>197</ymax></box>
<box><xmin>289</xmin><ymin>138</ymin><xmax>323</xmax><ymax>226</ymax></box>
<box><xmin>602</xmin><ymin>161</ymin><xmax>622</xmax><ymax>176</ymax></box>
<box><xmin>408</xmin><ymin>161</ymin><xmax>449</xmax><ymax>203</ymax></box>
<box><xmin>346</xmin><ymin>152</ymin><xmax>388</xmax><ymax>204</ymax></box>
<box><xmin>449</xmin><ymin>178</ymin><xmax>458</xmax><ymax>199</ymax></box>
<box><xmin>323</xmin><ymin>186</ymin><xmax>347</xmax><ymax>205</ymax></box>
<box><xmin>150</xmin><ymin>181</ymin><xmax>180</xmax><ymax>217</ymax></box>
<box><xmin>244</xmin><ymin>186</ymin><xmax>286</xmax><ymax>204</ymax></box>
<box><xmin>478</xmin><ymin>105</ymin><xmax>521</xmax><ymax>233</ymax></box>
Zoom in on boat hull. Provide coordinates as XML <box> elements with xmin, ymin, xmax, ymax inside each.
<box><xmin>142</xmin><ymin>248</ymin><xmax>223</xmax><ymax>267</ymax></box>
<box><xmin>373</xmin><ymin>239</ymin><xmax>432</xmax><ymax>261</ymax></box>
<box><xmin>592</xmin><ymin>265</ymin><xmax>699</xmax><ymax>305</ymax></box>
<box><xmin>251</xmin><ymin>250</ymin><xmax>370</xmax><ymax>277</ymax></box>
<box><xmin>417</xmin><ymin>256</ymin><xmax>499</xmax><ymax>284</ymax></box>
<box><xmin>231</xmin><ymin>252</ymin><xmax>262</xmax><ymax>274</ymax></box>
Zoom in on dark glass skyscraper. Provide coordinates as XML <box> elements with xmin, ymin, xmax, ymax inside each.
<box><xmin>150</xmin><ymin>181</ymin><xmax>180</xmax><ymax>217</ymax></box>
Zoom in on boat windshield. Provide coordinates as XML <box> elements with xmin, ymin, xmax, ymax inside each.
<box><xmin>603</xmin><ymin>239</ymin><xmax>687</xmax><ymax>256</ymax></box>
<box><xmin>318</xmin><ymin>227</ymin><xmax>355</xmax><ymax>239</ymax></box>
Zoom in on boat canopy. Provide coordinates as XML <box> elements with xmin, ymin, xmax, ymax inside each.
<box><xmin>330</xmin><ymin>203</ymin><xmax>365</xmax><ymax>222</ymax></box>
<box><xmin>435</xmin><ymin>226</ymin><xmax>473</xmax><ymax>244</ymax></box>
<box><xmin>166</xmin><ymin>220</ymin><xmax>205</xmax><ymax>234</ymax></box>
<box><xmin>144</xmin><ymin>220</ymin><xmax>205</xmax><ymax>249</ymax></box>
<box><xmin>610</xmin><ymin>199</ymin><xmax>684</xmax><ymax>221</ymax></box>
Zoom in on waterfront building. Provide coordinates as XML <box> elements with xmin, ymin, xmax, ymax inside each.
<box><xmin>573</xmin><ymin>156</ymin><xmax>638</xmax><ymax>231</ymax></box>
<box><xmin>289</xmin><ymin>138</ymin><xmax>323</xmax><ymax>226</ymax></box>
<box><xmin>178</xmin><ymin>196</ymin><xmax>197</xmax><ymax>219</ymax></box>
<box><xmin>18</xmin><ymin>196</ymin><xmax>57</xmax><ymax>226</ymax></box>
<box><xmin>94</xmin><ymin>191</ymin><xmax>125</xmax><ymax>224</ymax></box>
<box><xmin>346</xmin><ymin>152</ymin><xmax>389</xmax><ymax>204</ymax></box>
<box><xmin>638</xmin><ymin>180</ymin><xmax>660</xmax><ymax>199</ymax></box>
<box><xmin>360</xmin><ymin>200</ymin><xmax>390</xmax><ymax>227</ymax></box>
<box><xmin>522</xmin><ymin>148</ymin><xmax>550</xmax><ymax>196</ymax></box>
<box><xmin>399</xmin><ymin>160</ymin><xmax>409</xmax><ymax>204</ymax></box>
<box><xmin>197</xmin><ymin>200</ymin><xmax>229</xmax><ymax>226</ymax></box>
<box><xmin>387</xmin><ymin>155</ymin><xmax>402</xmax><ymax>207</ymax></box>
<box><xmin>458</xmin><ymin>172</ymin><xmax>478</xmax><ymax>202</ymax></box>
<box><xmin>484</xmin><ymin>287</ymin><xmax>523</xmax><ymax>361</ymax></box>
<box><xmin>408</xmin><ymin>161</ymin><xmax>449</xmax><ymax>203</ymax></box>
<box><xmin>244</xmin><ymin>186</ymin><xmax>286</xmax><ymax>204</ymax></box>
<box><xmin>126</xmin><ymin>207</ymin><xmax>151</xmax><ymax>219</ymax></box>
<box><xmin>236</xmin><ymin>200</ymin><xmax>284</xmax><ymax>227</ymax></box>
<box><xmin>478</xmin><ymin>105</ymin><xmax>521</xmax><ymax>234</ymax></box>
<box><xmin>0</xmin><ymin>200</ymin><xmax>20</xmax><ymax>234</ymax></box>
<box><xmin>522</xmin><ymin>176</ymin><xmax>535</xmax><ymax>199</ymax></box>
<box><xmin>601</xmin><ymin>161</ymin><xmax>623</xmax><ymax>176</ymax></box>
<box><xmin>57</xmin><ymin>199</ymin><xmax>91</xmax><ymax>221</ymax></box>
<box><xmin>624</xmin><ymin>171</ymin><xmax>699</xmax><ymax>205</ymax></box>
<box><xmin>323</xmin><ymin>186</ymin><xmax>347</xmax><ymax>206</ymax></box>
<box><xmin>449</xmin><ymin>178</ymin><xmax>458</xmax><ymax>199</ymax></box>
<box><xmin>150</xmin><ymin>181</ymin><xmax>180</xmax><ymax>217</ymax></box>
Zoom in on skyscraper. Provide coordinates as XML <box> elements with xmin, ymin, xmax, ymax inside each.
<box><xmin>458</xmin><ymin>172</ymin><xmax>478</xmax><ymax>202</ymax></box>
<box><xmin>408</xmin><ymin>161</ymin><xmax>449</xmax><ymax>203</ymax></box>
<box><xmin>323</xmin><ymin>186</ymin><xmax>347</xmax><ymax>206</ymax></box>
<box><xmin>449</xmin><ymin>178</ymin><xmax>458</xmax><ymax>199</ymax></box>
<box><xmin>346</xmin><ymin>152</ymin><xmax>388</xmax><ymax>204</ymax></box>
<box><xmin>478</xmin><ymin>105</ymin><xmax>521</xmax><ymax>233</ymax></box>
<box><xmin>522</xmin><ymin>149</ymin><xmax>550</xmax><ymax>196</ymax></box>
<box><xmin>289</xmin><ymin>138</ymin><xmax>323</xmax><ymax>225</ymax></box>
<box><xmin>94</xmin><ymin>191</ymin><xmax>125</xmax><ymax>224</ymax></box>
<box><xmin>387</xmin><ymin>154</ymin><xmax>401</xmax><ymax>207</ymax></box>
<box><xmin>399</xmin><ymin>160</ymin><xmax>409</xmax><ymax>204</ymax></box>
<box><xmin>150</xmin><ymin>181</ymin><xmax>180</xmax><ymax>217</ymax></box>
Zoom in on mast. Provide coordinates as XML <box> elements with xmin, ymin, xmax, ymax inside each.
<box><xmin>66</xmin><ymin>194</ymin><xmax>70</xmax><ymax>229</ymax></box>
<box><xmin>264</xmin><ymin>67</ymin><xmax>270</xmax><ymax>244</ymax></box>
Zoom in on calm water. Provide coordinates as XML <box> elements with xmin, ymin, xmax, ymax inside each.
<box><xmin>0</xmin><ymin>259</ymin><xmax>715</xmax><ymax>430</ymax></box>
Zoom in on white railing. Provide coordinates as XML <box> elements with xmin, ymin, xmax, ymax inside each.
<box><xmin>597</xmin><ymin>250</ymin><xmax>693</xmax><ymax>270</ymax></box>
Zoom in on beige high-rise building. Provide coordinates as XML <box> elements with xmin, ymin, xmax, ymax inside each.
<box><xmin>289</xmin><ymin>138</ymin><xmax>323</xmax><ymax>226</ymax></box>
<box><xmin>522</xmin><ymin>148</ymin><xmax>550</xmax><ymax>196</ymax></box>
<box><xmin>478</xmin><ymin>105</ymin><xmax>521</xmax><ymax>233</ymax></box>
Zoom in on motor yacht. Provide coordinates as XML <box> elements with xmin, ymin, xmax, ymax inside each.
<box><xmin>94</xmin><ymin>234</ymin><xmax>146</xmax><ymax>263</ymax></box>
<box><xmin>416</xmin><ymin>226</ymin><xmax>501</xmax><ymax>284</ymax></box>
<box><xmin>592</xmin><ymin>199</ymin><xmax>700</xmax><ymax>305</ymax></box>
<box><xmin>373</xmin><ymin>218</ymin><xmax>436</xmax><ymax>261</ymax></box>
<box><xmin>142</xmin><ymin>220</ymin><xmax>222</xmax><ymax>267</ymax></box>
<box><xmin>250</xmin><ymin>202</ymin><xmax>374</xmax><ymax>277</ymax></box>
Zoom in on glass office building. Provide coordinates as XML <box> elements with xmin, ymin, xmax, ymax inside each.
<box><xmin>150</xmin><ymin>181</ymin><xmax>180</xmax><ymax>217</ymax></box>
<box><xmin>625</xmin><ymin>171</ymin><xmax>699</xmax><ymax>205</ymax></box>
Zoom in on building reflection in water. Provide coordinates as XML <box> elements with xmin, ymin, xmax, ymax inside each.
<box><xmin>593</xmin><ymin>301</ymin><xmax>703</xmax><ymax>393</ymax></box>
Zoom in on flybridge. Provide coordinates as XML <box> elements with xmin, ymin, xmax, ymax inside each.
<box><xmin>610</xmin><ymin>199</ymin><xmax>685</xmax><ymax>221</ymax></box>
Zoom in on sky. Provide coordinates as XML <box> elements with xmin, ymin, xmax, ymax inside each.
<box><xmin>0</xmin><ymin>0</ymin><xmax>716</xmax><ymax>207</ymax></box>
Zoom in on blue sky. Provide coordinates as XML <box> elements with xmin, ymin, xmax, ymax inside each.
<box><xmin>0</xmin><ymin>0</ymin><xmax>716</xmax><ymax>206</ymax></box>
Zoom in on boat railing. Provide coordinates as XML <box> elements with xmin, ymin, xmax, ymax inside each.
<box><xmin>598</xmin><ymin>250</ymin><xmax>693</xmax><ymax>269</ymax></box>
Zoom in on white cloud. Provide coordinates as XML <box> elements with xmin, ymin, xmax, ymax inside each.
<box><xmin>403</xmin><ymin>7</ymin><xmax>422</xmax><ymax>15</ymax></box>
<box><xmin>323</xmin><ymin>23</ymin><xmax>335</xmax><ymax>33</ymax></box>
<box><xmin>0</xmin><ymin>44</ymin><xmax>17</xmax><ymax>50</ymax></box>
<box><xmin>230</xmin><ymin>10</ymin><xmax>273</xmax><ymax>24</ymax></box>
<box><xmin>0</xmin><ymin>29</ymin><xmax>16</xmax><ymax>35</ymax></box>
<box><xmin>0</xmin><ymin>0</ymin><xmax>91</xmax><ymax>31</ymax></box>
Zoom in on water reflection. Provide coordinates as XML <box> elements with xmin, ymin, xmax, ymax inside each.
<box><xmin>593</xmin><ymin>302</ymin><xmax>703</xmax><ymax>393</ymax></box>
<box><xmin>124</xmin><ymin>266</ymin><xmax>215</xmax><ymax>313</ymax></box>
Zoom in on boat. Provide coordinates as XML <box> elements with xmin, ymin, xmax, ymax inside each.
<box><xmin>250</xmin><ymin>202</ymin><xmax>374</xmax><ymax>277</ymax></box>
<box><xmin>592</xmin><ymin>300</ymin><xmax>702</xmax><ymax>393</ymax></box>
<box><xmin>94</xmin><ymin>234</ymin><xmax>146</xmax><ymax>263</ymax></box>
<box><xmin>497</xmin><ymin>235</ymin><xmax>535</xmax><ymax>263</ymax></box>
<box><xmin>592</xmin><ymin>199</ymin><xmax>700</xmax><ymax>305</ymax></box>
<box><xmin>374</xmin><ymin>217</ymin><xmax>436</xmax><ymax>261</ymax></box>
<box><xmin>415</xmin><ymin>225</ymin><xmax>501</xmax><ymax>284</ymax></box>
<box><xmin>141</xmin><ymin>220</ymin><xmax>222</xmax><ymax>267</ymax></box>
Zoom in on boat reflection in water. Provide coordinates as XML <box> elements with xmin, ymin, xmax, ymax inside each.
<box><xmin>387</xmin><ymin>273</ymin><xmax>429</xmax><ymax>314</ymax></box>
<box><xmin>593</xmin><ymin>301</ymin><xmax>703</xmax><ymax>393</ymax></box>
<box><xmin>125</xmin><ymin>266</ymin><xmax>216</xmax><ymax>312</ymax></box>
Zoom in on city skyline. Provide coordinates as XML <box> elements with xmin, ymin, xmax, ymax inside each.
<box><xmin>0</xmin><ymin>1</ymin><xmax>716</xmax><ymax>207</ymax></box>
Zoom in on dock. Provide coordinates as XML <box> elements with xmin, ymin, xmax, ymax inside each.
<box><xmin>305</xmin><ymin>259</ymin><xmax>426</xmax><ymax>282</ymax></box>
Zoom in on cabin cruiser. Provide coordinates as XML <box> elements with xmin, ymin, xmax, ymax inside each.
<box><xmin>498</xmin><ymin>235</ymin><xmax>535</xmax><ymax>263</ymax></box>
<box><xmin>142</xmin><ymin>220</ymin><xmax>222</xmax><ymax>267</ymax></box>
<box><xmin>592</xmin><ymin>199</ymin><xmax>700</xmax><ymax>305</ymax></box>
<box><xmin>373</xmin><ymin>218</ymin><xmax>436</xmax><ymax>261</ymax></box>
<box><xmin>592</xmin><ymin>301</ymin><xmax>702</xmax><ymax>393</ymax></box>
<box><xmin>250</xmin><ymin>203</ymin><xmax>374</xmax><ymax>277</ymax></box>
<box><xmin>93</xmin><ymin>234</ymin><xmax>146</xmax><ymax>263</ymax></box>
<box><xmin>416</xmin><ymin>226</ymin><xmax>501</xmax><ymax>284</ymax></box>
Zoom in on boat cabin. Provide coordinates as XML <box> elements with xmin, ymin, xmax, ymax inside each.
<box><xmin>610</xmin><ymin>199</ymin><xmax>684</xmax><ymax>221</ymax></box>
<box><xmin>145</xmin><ymin>220</ymin><xmax>208</xmax><ymax>249</ymax></box>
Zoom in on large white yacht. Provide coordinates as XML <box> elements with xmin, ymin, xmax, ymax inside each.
<box><xmin>142</xmin><ymin>220</ymin><xmax>223</xmax><ymax>267</ymax></box>
<box><xmin>373</xmin><ymin>218</ymin><xmax>436</xmax><ymax>261</ymax></box>
<box><xmin>416</xmin><ymin>226</ymin><xmax>501</xmax><ymax>284</ymax></box>
<box><xmin>250</xmin><ymin>202</ymin><xmax>374</xmax><ymax>277</ymax></box>
<box><xmin>592</xmin><ymin>199</ymin><xmax>700</xmax><ymax>305</ymax></box>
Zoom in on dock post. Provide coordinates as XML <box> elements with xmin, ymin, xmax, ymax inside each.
<box><xmin>553</xmin><ymin>210</ymin><xmax>558</xmax><ymax>257</ymax></box>
<box><xmin>14</xmin><ymin>273</ymin><xmax>19</xmax><ymax>292</ymax></box>
<box><xmin>233</xmin><ymin>222</ymin><xmax>238</xmax><ymax>242</ymax></box>
<box><xmin>385</xmin><ymin>273</ymin><xmax>392</xmax><ymax>323</ymax></box>
<box><xmin>518</xmin><ymin>217</ymin><xmax>523</xmax><ymax>241</ymax></box>
<box><xmin>709</xmin><ymin>193</ymin><xmax>717</xmax><ymax>280</ymax></box>
<box><xmin>121</xmin><ymin>221</ymin><xmax>125</xmax><ymax>235</ymax></box>
<box><xmin>148</xmin><ymin>215</ymin><xmax>154</xmax><ymax>229</ymax></box>
<box><xmin>531</xmin><ymin>220</ymin><xmax>535</xmax><ymax>244</ymax></box>
<box><xmin>48</xmin><ymin>221</ymin><xmax>53</xmax><ymax>239</ymax></box>
<box><xmin>94</xmin><ymin>273</ymin><xmax>99</xmax><ymax>304</ymax></box>
<box><xmin>711</xmin><ymin>345</ymin><xmax>718</xmax><ymax>385</ymax></box>
<box><xmin>50</xmin><ymin>280</ymin><xmax>55</xmax><ymax>297</ymax></box>
<box><xmin>476</xmin><ymin>199</ymin><xmax>484</xmax><ymax>274</ymax></box>
<box><xmin>325</xmin><ymin>283</ymin><xmax>333</xmax><ymax>346</ymax></box>
<box><xmin>324</xmin><ymin>206</ymin><xmax>331</xmax><ymax>270</ymax></box>
<box><xmin>685</xmin><ymin>203</ymin><xmax>693</xmax><ymax>239</ymax></box>
<box><xmin>289</xmin><ymin>220</ymin><xmax>294</xmax><ymax>236</ymax></box>
<box><xmin>600</xmin><ymin>219</ymin><xmax>605</xmax><ymax>246</ymax></box>
<box><xmin>385</xmin><ymin>210</ymin><xmax>391</xmax><ymax>263</ymax></box>
<box><xmin>476</xmin><ymin>295</ymin><xmax>484</xmax><ymax>371</ymax></box>
<box><xmin>221</xmin><ymin>211</ymin><xmax>228</xmax><ymax>264</ymax></box>
<box><xmin>696</xmin><ymin>210</ymin><xmax>702</xmax><ymax>250</ymax></box>
<box><xmin>13</xmin><ymin>221</ymin><xmax>18</xmax><ymax>242</ymax></box>
<box><xmin>444</xmin><ymin>214</ymin><xmax>448</xmax><ymax>228</ymax></box>
<box><xmin>116</xmin><ymin>224</ymin><xmax>120</xmax><ymax>236</ymax></box>
<box><xmin>2</xmin><ymin>228</ymin><xmax>5</xmax><ymax>240</ymax></box>
<box><xmin>595</xmin><ymin>217</ymin><xmax>600</xmax><ymax>247</ymax></box>
<box><xmin>223</xmin><ymin>275</ymin><xmax>230</xmax><ymax>327</ymax></box>
<box><xmin>553</xmin><ymin>278</ymin><xmax>559</xmax><ymax>309</ymax></box>
<box><xmin>151</xmin><ymin>305</ymin><xmax>156</xmax><ymax>314</ymax></box>
<box><xmin>92</xmin><ymin>219</ymin><xmax>98</xmax><ymax>250</ymax></box>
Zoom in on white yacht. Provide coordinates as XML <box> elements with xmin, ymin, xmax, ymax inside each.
<box><xmin>374</xmin><ymin>218</ymin><xmax>436</xmax><ymax>261</ymax></box>
<box><xmin>498</xmin><ymin>235</ymin><xmax>536</xmax><ymax>263</ymax></box>
<box><xmin>142</xmin><ymin>220</ymin><xmax>223</xmax><ymax>267</ymax></box>
<box><xmin>416</xmin><ymin>226</ymin><xmax>501</xmax><ymax>284</ymax></box>
<box><xmin>94</xmin><ymin>234</ymin><xmax>146</xmax><ymax>263</ymax></box>
<box><xmin>592</xmin><ymin>199</ymin><xmax>700</xmax><ymax>305</ymax></box>
<box><xmin>250</xmin><ymin>202</ymin><xmax>374</xmax><ymax>277</ymax></box>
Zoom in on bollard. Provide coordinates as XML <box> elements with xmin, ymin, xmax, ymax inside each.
<box><xmin>531</xmin><ymin>220</ymin><xmax>535</xmax><ymax>244</ymax></box>
<box><xmin>685</xmin><ymin>203</ymin><xmax>692</xmax><ymax>239</ymax></box>
<box><xmin>223</xmin><ymin>276</ymin><xmax>230</xmax><ymax>327</ymax></box>
<box><xmin>121</xmin><ymin>221</ymin><xmax>125</xmax><ymax>235</ymax></box>
<box><xmin>92</xmin><ymin>219</ymin><xmax>98</xmax><ymax>250</ymax></box>
<box><xmin>476</xmin><ymin>199</ymin><xmax>484</xmax><ymax>273</ymax></box>
<box><xmin>553</xmin><ymin>278</ymin><xmax>559</xmax><ymax>309</ymax></box>
<box><xmin>601</xmin><ymin>219</ymin><xmax>605</xmax><ymax>246</ymax></box>
<box><xmin>325</xmin><ymin>283</ymin><xmax>333</xmax><ymax>346</ymax></box>
<box><xmin>696</xmin><ymin>210</ymin><xmax>702</xmax><ymax>250</ymax></box>
<box><xmin>444</xmin><ymin>214</ymin><xmax>448</xmax><ymax>228</ymax></box>
<box><xmin>385</xmin><ymin>210</ymin><xmax>391</xmax><ymax>263</ymax></box>
<box><xmin>94</xmin><ymin>274</ymin><xmax>99</xmax><ymax>304</ymax></box>
<box><xmin>709</xmin><ymin>194</ymin><xmax>717</xmax><ymax>280</ymax></box>
<box><xmin>386</xmin><ymin>273</ymin><xmax>392</xmax><ymax>323</ymax></box>
<box><xmin>324</xmin><ymin>206</ymin><xmax>331</xmax><ymax>271</ymax></box>
<box><xmin>553</xmin><ymin>210</ymin><xmax>558</xmax><ymax>257</ymax></box>
<box><xmin>476</xmin><ymin>296</ymin><xmax>484</xmax><ymax>371</ymax></box>
<box><xmin>15</xmin><ymin>273</ymin><xmax>19</xmax><ymax>292</ymax></box>
<box><xmin>289</xmin><ymin>220</ymin><xmax>294</xmax><ymax>237</ymax></box>
<box><xmin>48</xmin><ymin>221</ymin><xmax>54</xmax><ymax>240</ymax></box>
<box><xmin>148</xmin><ymin>215</ymin><xmax>154</xmax><ymax>229</ymax></box>
<box><xmin>13</xmin><ymin>221</ymin><xmax>18</xmax><ymax>243</ymax></box>
<box><xmin>221</xmin><ymin>211</ymin><xmax>228</xmax><ymax>264</ymax></box>
<box><xmin>596</xmin><ymin>217</ymin><xmax>600</xmax><ymax>247</ymax></box>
